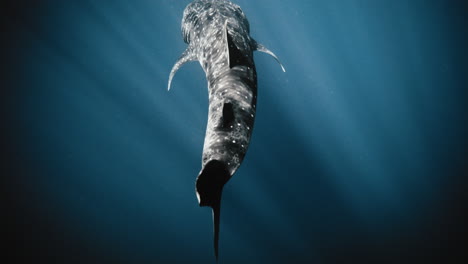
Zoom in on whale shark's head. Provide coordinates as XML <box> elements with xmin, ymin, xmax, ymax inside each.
<box><xmin>181</xmin><ymin>0</ymin><xmax>250</xmax><ymax>45</ymax></box>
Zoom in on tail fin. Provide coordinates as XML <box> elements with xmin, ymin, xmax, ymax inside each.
<box><xmin>212</xmin><ymin>199</ymin><xmax>221</xmax><ymax>261</ymax></box>
<box><xmin>196</xmin><ymin>160</ymin><xmax>230</xmax><ymax>261</ymax></box>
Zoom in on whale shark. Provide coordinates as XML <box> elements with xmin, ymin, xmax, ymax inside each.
<box><xmin>168</xmin><ymin>0</ymin><xmax>285</xmax><ymax>260</ymax></box>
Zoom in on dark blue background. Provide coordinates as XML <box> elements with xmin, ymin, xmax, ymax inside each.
<box><xmin>3</xmin><ymin>0</ymin><xmax>467</xmax><ymax>263</ymax></box>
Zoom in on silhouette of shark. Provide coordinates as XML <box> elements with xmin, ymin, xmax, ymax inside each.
<box><xmin>168</xmin><ymin>0</ymin><xmax>284</xmax><ymax>260</ymax></box>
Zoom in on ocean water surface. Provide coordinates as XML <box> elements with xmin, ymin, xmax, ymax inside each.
<box><xmin>3</xmin><ymin>0</ymin><xmax>467</xmax><ymax>263</ymax></box>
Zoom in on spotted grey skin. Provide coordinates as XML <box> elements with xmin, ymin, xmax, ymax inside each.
<box><xmin>168</xmin><ymin>0</ymin><xmax>284</xmax><ymax>260</ymax></box>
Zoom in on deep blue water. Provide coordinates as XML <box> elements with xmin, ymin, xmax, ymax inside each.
<box><xmin>3</xmin><ymin>0</ymin><xmax>467</xmax><ymax>263</ymax></box>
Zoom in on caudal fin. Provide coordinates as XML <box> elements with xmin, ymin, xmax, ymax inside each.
<box><xmin>212</xmin><ymin>199</ymin><xmax>221</xmax><ymax>261</ymax></box>
<box><xmin>196</xmin><ymin>160</ymin><xmax>230</xmax><ymax>261</ymax></box>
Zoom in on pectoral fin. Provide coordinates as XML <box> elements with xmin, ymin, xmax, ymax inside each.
<box><xmin>168</xmin><ymin>47</ymin><xmax>197</xmax><ymax>91</ymax></box>
<box><xmin>253</xmin><ymin>39</ymin><xmax>286</xmax><ymax>72</ymax></box>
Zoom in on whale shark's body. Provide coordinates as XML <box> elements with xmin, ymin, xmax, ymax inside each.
<box><xmin>168</xmin><ymin>0</ymin><xmax>284</xmax><ymax>259</ymax></box>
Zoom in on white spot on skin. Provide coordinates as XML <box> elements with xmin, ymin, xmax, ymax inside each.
<box><xmin>183</xmin><ymin>4</ymin><xmax>260</xmax><ymax>172</ymax></box>
<box><xmin>232</xmin><ymin>140</ymin><xmax>236</xmax><ymax>143</ymax></box>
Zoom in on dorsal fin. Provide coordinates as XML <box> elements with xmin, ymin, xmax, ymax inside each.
<box><xmin>167</xmin><ymin>47</ymin><xmax>197</xmax><ymax>91</ymax></box>
<box><xmin>221</xmin><ymin>102</ymin><xmax>235</xmax><ymax>128</ymax></box>
<box><xmin>252</xmin><ymin>39</ymin><xmax>286</xmax><ymax>72</ymax></box>
<box><xmin>225</xmin><ymin>22</ymin><xmax>250</xmax><ymax>68</ymax></box>
<box><xmin>224</xmin><ymin>20</ymin><xmax>230</xmax><ymax>66</ymax></box>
